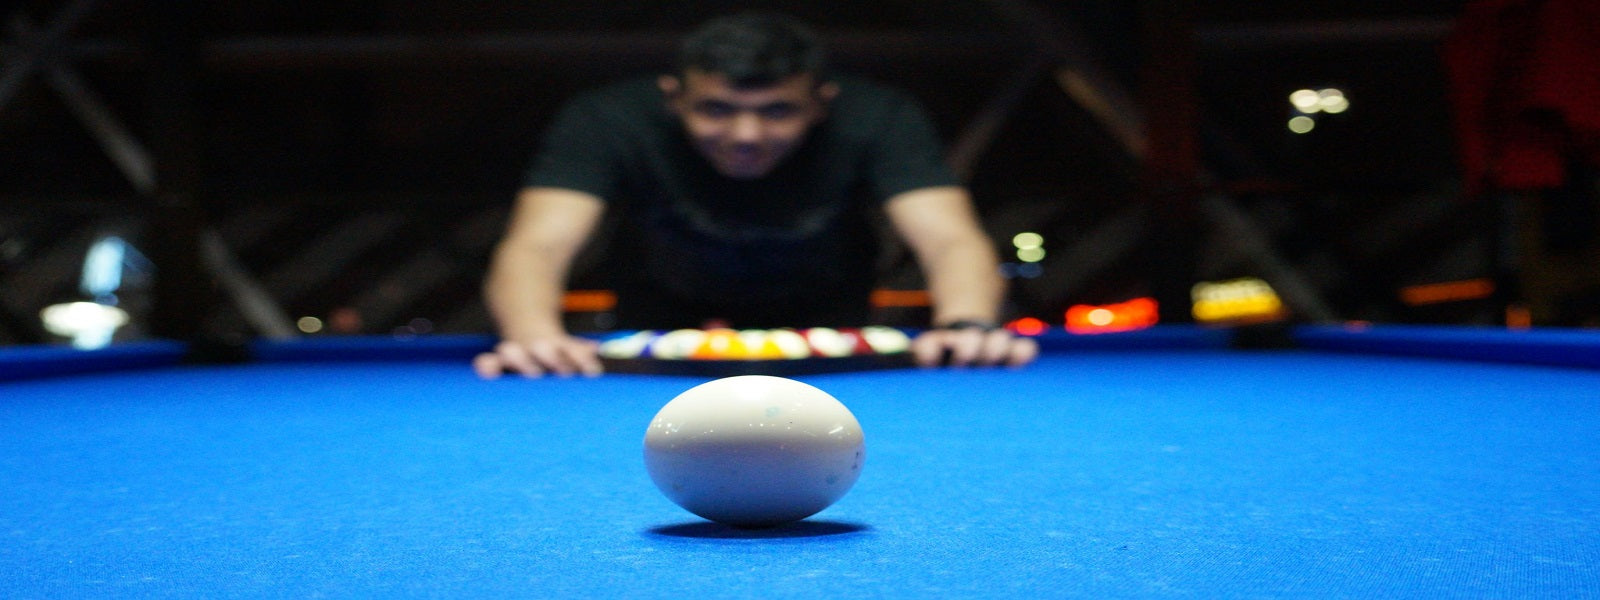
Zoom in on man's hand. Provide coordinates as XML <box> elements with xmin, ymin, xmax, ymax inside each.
<box><xmin>473</xmin><ymin>334</ymin><xmax>604</xmax><ymax>379</ymax></box>
<box><xmin>909</xmin><ymin>326</ymin><xmax>1038</xmax><ymax>368</ymax></box>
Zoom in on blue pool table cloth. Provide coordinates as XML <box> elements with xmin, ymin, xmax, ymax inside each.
<box><xmin>2</xmin><ymin>326</ymin><xmax>1598</xmax><ymax>598</ymax></box>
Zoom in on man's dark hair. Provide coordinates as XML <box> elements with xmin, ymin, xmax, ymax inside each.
<box><xmin>676</xmin><ymin>12</ymin><xmax>828</xmax><ymax>89</ymax></box>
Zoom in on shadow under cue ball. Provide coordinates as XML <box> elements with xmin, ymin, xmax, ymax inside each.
<box><xmin>643</xmin><ymin>375</ymin><xmax>866</xmax><ymax>528</ymax></box>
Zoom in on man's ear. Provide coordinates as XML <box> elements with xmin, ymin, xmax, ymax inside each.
<box><xmin>816</xmin><ymin>81</ymin><xmax>840</xmax><ymax>104</ymax></box>
<box><xmin>657</xmin><ymin>75</ymin><xmax>682</xmax><ymax>98</ymax></box>
<box><xmin>658</xmin><ymin>75</ymin><xmax>685</xmax><ymax>116</ymax></box>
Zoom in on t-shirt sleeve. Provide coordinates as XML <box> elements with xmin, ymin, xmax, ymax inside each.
<box><xmin>522</xmin><ymin>95</ymin><xmax>623</xmax><ymax>201</ymax></box>
<box><xmin>865</xmin><ymin>93</ymin><xmax>962</xmax><ymax>201</ymax></box>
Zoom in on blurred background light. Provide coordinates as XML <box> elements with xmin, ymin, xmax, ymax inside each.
<box><xmin>1011</xmin><ymin>232</ymin><xmax>1044</xmax><ymax>249</ymax></box>
<box><xmin>297</xmin><ymin>316</ymin><xmax>324</xmax><ymax>333</ymax></box>
<box><xmin>1289</xmin><ymin>89</ymin><xmax>1322</xmax><ymax>113</ymax></box>
<box><xmin>41</xmin><ymin>301</ymin><xmax>129</xmax><ymax>350</ymax></box>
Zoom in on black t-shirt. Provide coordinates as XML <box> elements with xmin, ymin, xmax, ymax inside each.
<box><xmin>524</xmin><ymin>75</ymin><xmax>958</xmax><ymax>329</ymax></box>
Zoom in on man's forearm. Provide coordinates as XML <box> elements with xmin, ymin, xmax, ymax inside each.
<box><xmin>484</xmin><ymin>244</ymin><xmax>571</xmax><ymax>341</ymax></box>
<box><xmin>484</xmin><ymin>187</ymin><xmax>607</xmax><ymax>342</ymax></box>
<box><xmin>882</xmin><ymin>186</ymin><xmax>1007</xmax><ymax>327</ymax></box>
<box><xmin>923</xmin><ymin>235</ymin><xmax>1006</xmax><ymax>327</ymax></box>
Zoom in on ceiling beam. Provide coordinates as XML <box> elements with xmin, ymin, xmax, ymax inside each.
<box><xmin>24</xmin><ymin>31</ymin><xmax>1030</xmax><ymax>71</ymax></box>
<box><xmin>1195</xmin><ymin>18</ymin><xmax>1455</xmax><ymax>48</ymax></box>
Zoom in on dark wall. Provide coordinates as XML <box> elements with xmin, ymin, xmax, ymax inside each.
<box><xmin>6</xmin><ymin>1</ymin><xmax>1522</xmax><ymax>345</ymax></box>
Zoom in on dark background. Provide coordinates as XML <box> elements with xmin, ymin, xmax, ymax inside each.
<box><xmin>2</xmin><ymin>0</ymin><xmax>1595</xmax><ymax>346</ymax></box>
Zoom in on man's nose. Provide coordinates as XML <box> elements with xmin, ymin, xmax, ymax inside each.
<box><xmin>729</xmin><ymin>112</ymin><xmax>764</xmax><ymax>143</ymax></box>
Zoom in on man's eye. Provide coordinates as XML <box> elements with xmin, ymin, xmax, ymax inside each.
<box><xmin>759</xmin><ymin>105</ymin><xmax>799</xmax><ymax>119</ymax></box>
<box><xmin>695</xmin><ymin>103</ymin><xmax>736</xmax><ymax>118</ymax></box>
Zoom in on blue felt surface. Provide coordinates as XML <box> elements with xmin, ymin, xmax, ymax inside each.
<box><xmin>4</xmin><ymin>350</ymin><xmax>1600</xmax><ymax>598</ymax></box>
<box><xmin>249</xmin><ymin>333</ymin><xmax>495</xmax><ymax>362</ymax></box>
<box><xmin>1297</xmin><ymin>324</ymin><xmax>1600</xmax><ymax>369</ymax></box>
<box><xmin>0</xmin><ymin>340</ymin><xmax>187</xmax><ymax>382</ymax></box>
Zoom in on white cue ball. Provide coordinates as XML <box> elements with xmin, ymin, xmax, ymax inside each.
<box><xmin>643</xmin><ymin>375</ymin><xmax>866</xmax><ymax>527</ymax></box>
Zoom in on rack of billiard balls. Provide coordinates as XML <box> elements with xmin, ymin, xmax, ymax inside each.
<box><xmin>597</xmin><ymin>327</ymin><xmax>915</xmax><ymax>375</ymax></box>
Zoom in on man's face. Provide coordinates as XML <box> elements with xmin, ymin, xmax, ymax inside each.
<box><xmin>661</xmin><ymin>69</ymin><xmax>836</xmax><ymax>180</ymax></box>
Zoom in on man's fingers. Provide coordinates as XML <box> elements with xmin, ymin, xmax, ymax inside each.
<box><xmin>1005</xmin><ymin>336</ymin><xmax>1039</xmax><ymax>368</ymax></box>
<box><xmin>484</xmin><ymin>338</ymin><xmax>602</xmax><ymax>378</ymax></box>
<box><xmin>526</xmin><ymin>340</ymin><xmax>580</xmax><ymax>377</ymax></box>
<box><xmin>561</xmin><ymin>339</ymin><xmax>605</xmax><ymax>377</ymax></box>
<box><xmin>911</xmin><ymin>329</ymin><xmax>984</xmax><ymax>367</ymax></box>
<box><xmin>472</xmin><ymin>352</ymin><xmax>505</xmax><ymax>379</ymax></box>
<box><xmin>942</xmin><ymin>328</ymin><xmax>986</xmax><ymax>366</ymax></box>
<box><xmin>910</xmin><ymin>332</ymin><xmax>948</xmax><ymax>367</ymax></box>
<box><xmin>977</xmin><ymin>329</ymin><xmax>1015</xmax><ymax>365</ymax></box>
<box><xmin>911</xmin><ymin>328</ymin><xmax>1039</xmax><ymax>369</ymax></box>
<box><xmin>494</xmin><ymin>341</ymin><xmax>546</xmax><ymax>377</ymax></box>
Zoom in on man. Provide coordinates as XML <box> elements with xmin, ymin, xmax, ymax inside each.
<box><xmin>475</xmin><ymin>13</ymin><xmax>1037</xmax><ymax>378</ymax></box>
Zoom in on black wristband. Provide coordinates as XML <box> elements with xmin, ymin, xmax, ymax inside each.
<box><xmin>936</xmin><ymin>320</ymin><xmax>1001</xmax><ymax>332</ymax></box>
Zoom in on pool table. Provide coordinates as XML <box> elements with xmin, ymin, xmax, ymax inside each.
<box><xmin>3</xmin><ymin>325</ymin><xmax>1598</xmax><ymax>598</ymax></box>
